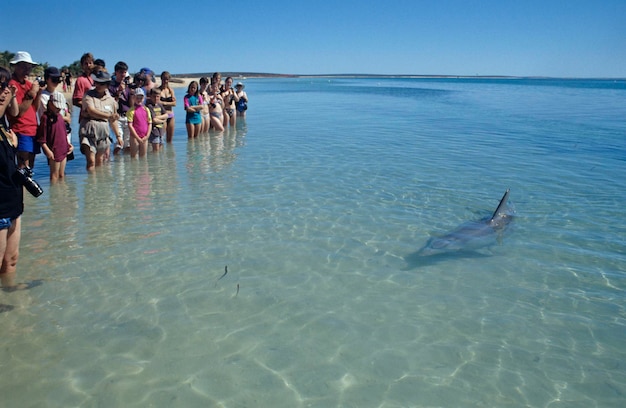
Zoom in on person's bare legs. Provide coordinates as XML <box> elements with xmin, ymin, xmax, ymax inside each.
<box><xmin>49</xmin><ymin>160</ymin><xmax>61</xmax><ymax>183</ymax></box>
<box><xmin>17</xmin><ymin>151</ymin><xmax>35</xmax><ymax>169</ymax></box>
<box><xmin>0</xmin><ymin>217</ymin><xmax>21</xmax><ymax>289</ymax></box>
<box><xmin>82</xmin><ymin>145</ymin><xmax>96</xmax><ymax>171</ymax></box>
<box><xmin>166</xmin><ymin>117</ymin><xmax>175</xmax><ymax>143</ymax></box>
<box><xmin>58</xmin><ymin>158</ymin><xmax>67</xmax><ymax>180</ymax></box>
<box><xmin>95</xmin><ymin>151</ymin><xmax>106</xmax><ymax>167</ymax></box>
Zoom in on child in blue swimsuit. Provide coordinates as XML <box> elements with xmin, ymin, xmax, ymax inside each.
<box><xmin>184</xmin><ymin>81</ymin><xmax>203</xmax><ymax>139</ymax></box>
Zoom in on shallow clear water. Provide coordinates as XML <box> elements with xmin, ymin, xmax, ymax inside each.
<box><xmin>2</xmin><ymin>77</ymin><xmax>625</xmax><ymax>407</ymax></box>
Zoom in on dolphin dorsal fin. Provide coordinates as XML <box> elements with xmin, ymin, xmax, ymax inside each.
<box><xmin>490</xmin><ymin>189</ymin><xmax>510</xmax><ymax>221</ymax></box>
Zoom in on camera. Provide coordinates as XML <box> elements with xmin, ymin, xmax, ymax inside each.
<box><xmin>39</xmin><ymin>80</ymin><xmax>46</xmax><ymax>88</ymax></box>
<box><xmin>15</xmin><ymin>167</ymin><xmax>43</xmax><ymax>197</ymax></box>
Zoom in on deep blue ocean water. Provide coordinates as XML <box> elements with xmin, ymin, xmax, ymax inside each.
<box><xmin>1</xmin><ymin>77</ymin><xmax>625</xmax><ymax>407</ymax></box>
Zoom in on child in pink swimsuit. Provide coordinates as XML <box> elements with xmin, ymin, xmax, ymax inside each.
<box><xmin>126</xmin><ymin>88</ymin><xmax>152</xmax><ymax>158</ymax></box>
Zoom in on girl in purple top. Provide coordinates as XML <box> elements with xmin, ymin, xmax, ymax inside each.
<box><xmin>37</xmin><ymin>92</ymin><xmax>73</xmax><ymax>182</ymax></box>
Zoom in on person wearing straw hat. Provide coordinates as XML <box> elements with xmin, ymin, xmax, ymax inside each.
<box><xmin>7</xmin><ymin>51</ymin><xmax>41</xmax><ymax>169</ymax></box>
<box><xmin>79</xmin><ymin>70</ymin><xmax>122</xmax><ymax>171</ymax></box>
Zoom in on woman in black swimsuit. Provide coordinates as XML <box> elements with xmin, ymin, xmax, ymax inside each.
<box><xmin>159</xmin><ymin>71</ymin><xmax>176</xmax><ymax>143</ymax></box>
<box><xmin>222</xmin><ymin>77</ymin><xmax>239</xmax><ymax>127</ymax></box>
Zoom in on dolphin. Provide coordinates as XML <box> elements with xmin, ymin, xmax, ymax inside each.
<box><xmin>413</xmin><ymin>189</ymin><xmax>514</xmax><ymax>257</ymax></box>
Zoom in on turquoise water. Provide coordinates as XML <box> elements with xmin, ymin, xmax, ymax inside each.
<box><xmin>2</xmin><ymin>77</ymin><xmax>625</xmax><ymax>407</ymax></box>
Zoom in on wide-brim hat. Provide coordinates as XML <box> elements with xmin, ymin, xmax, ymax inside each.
<box><xmin>235</xmin><ymin>82</ymin><xmax>245</xmax><ymax>89</ymax></box>
<box><xmin>10</xmin><ymin>51</ymin><xmax>38</xmax><ymax>65</ymax></box>
<box><xmin>91</xmin><ymin>70</ymin><xmax>112</xmax><ymax>83</ymax></box>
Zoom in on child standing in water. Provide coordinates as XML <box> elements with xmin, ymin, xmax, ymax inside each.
<box><xmin>126</xmin><ymin>88</ymin><xmax>152</xmax><ymax>157</ymax></box>
<box><xmin>146</xmin><ymin>88</ymin><xmax>169</xmax><ymax>152</ymax></box>
<box><xmin>37</xmin><ymin>92</ymin><xmax>73</xmax><ymax>182</ymax></box>
<box><xmin>184</xmin><ymin>81</ymin><xmax>203</xmax><ymax>138</ymax></box>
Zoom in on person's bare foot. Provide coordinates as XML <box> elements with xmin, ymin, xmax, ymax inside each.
<box><xmin>2</xmin><ymin>279</ymin><xmax>43</xmax><ymax>293</ymax></box>
<box><xmin>0</xmin><ymin>304</ymin><xmax>14</xmax><ymax>313</ymax></box>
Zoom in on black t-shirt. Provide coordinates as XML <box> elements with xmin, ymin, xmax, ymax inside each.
<box><xmin>0</xmin><ymin>121</ymin><xmax>24</xmax><ymax>219</ymax></box>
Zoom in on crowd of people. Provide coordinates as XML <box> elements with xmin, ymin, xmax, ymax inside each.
<box><xmin>184</xmin><ymin>73</ymin><xmax>248</xmax><ymax>138</ymax></box>
<box><xmin>0</xmin><ymin>50</ymin><xmax>249</xmax><ymax>311</ymax></box>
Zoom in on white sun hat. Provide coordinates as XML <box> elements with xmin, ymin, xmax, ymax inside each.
<box><xmin>10</xmin><ymin>51</ymin><xmax>38</xmax><ymax>65</ymax></box>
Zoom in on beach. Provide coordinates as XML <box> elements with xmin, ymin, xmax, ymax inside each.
<box><xmin>2</xmin><ymin>77</ymin><xmax>625</xmax><ymax>407</ymax></box>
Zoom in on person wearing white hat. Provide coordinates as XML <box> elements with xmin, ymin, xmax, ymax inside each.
<box><xmin>37</xmin><ymin>67</ymin><xmax>73</xmax><ymax>163</ymax></box>
<box><xmin>126</xmin><ymin>87</ymin><xmax>152</xmax><ymax>158</ymax></box>
<box><xmin>7</xmin><ymin>51</ymin><xmax>41</xmax><ymax>169</ymax></box>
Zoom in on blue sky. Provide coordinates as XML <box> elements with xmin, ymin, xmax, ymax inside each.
<box><xmin>2</xmin><ymin>0</ymin><xmax>624</xmax><ymax>77</ymax></box>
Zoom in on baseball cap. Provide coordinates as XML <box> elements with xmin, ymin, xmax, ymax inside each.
<box><xmin>50</xmin><ymin>91</ymin><xmax>66</xmax><ymax>110</ymax></box>
<box><xmin>44</xmin><ymin>66</ymin><xmax>61</xmax><ymax>79</ymax></box>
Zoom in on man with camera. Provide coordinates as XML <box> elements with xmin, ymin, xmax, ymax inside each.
<box><xmin>7</xmin><ymin>51</ymin><xmax>41</xmax><ymax>170</ymax></box>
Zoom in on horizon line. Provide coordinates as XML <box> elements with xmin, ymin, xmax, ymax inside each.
<box><xmin>172</xmin><ymin>72</ymin><xmax>626</xmax><ymax>80</ymax></box>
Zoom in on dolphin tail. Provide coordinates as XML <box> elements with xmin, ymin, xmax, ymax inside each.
<box><xmin>490</xmin><ymin>189</ymin><xmax>511</xmax><ymax>222</ymax></box>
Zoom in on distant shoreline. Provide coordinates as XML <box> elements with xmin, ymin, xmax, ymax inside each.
<box><xmin>171</xmin><ymin>73</ymin><xmax>625</xmax><ymax>81</ymax></box>
<box><xmin>58</xmin><ymin>73</ymin><xmax>622</xmax><ymax>99</ymax></box>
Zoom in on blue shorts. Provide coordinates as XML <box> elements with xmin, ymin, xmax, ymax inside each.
<box><xmin>0</xmin><ymin>217</ymin><xmax>13</xmax><ymax>231</ymax></box>
<box><xmin>17</xmin><ymin>134</ymin><xmax>41</xmax><ymax>154</ymax></box>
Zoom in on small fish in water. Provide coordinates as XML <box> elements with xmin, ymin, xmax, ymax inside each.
<box><xmin>215</xmin><ymin>265</ymin><xmax>228</xmax><ymax>287</ymax></box>
<box><xmin>235</xmin><ymin>283</ymin><xmax>239</xmax><ymax>297</ymax></box>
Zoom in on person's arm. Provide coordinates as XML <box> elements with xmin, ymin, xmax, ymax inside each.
<box><xmin>41</xmin><ymin>142</ymin><xmax>54</xmax><ymax>161</ymax></box>
<box><xmin>153</xmin><ymin>105</ymin><xmax>169</xmax><ymax>124</ymax></box>
<box><xmin>82</xmin><ymin>95</ymin><xmax>111</xmax><ymax>121</ymax></box>
<box><xmin>111</xmin><ymin>119</ymin><xmax>122</xmax><ymax>146</ymax></box>
<box><xmin>63</xmin><ymin>106</ymin><xmax>71</xmax><ymax>124</ymax></box>
<box><xmin>126</xmin><ymin>109</ymin><xmax>140</xmax><ymax>142</ymax></box>
<box><xmin>146</xmin><ymin>107</ymin><xmax>152</xmax><ymax>139</ymax></box>
<box><xmin>72</xmin><ymin>76</ymin><xmax>90</xmax><ymax>108</ymax></box>
<box><xmin>36</xmin><ymin>117</ymin><xmax>54</xmax><ymax>161</ymax></box>
<box><xmin>72</xmin><ymin>77</ymin><xmax>82</xmax><ymax>107</ymax></box>
<box><xmin>167</xmin><ymin>87</ymin><xmax>176</xmax><ymax>107</ymax></box>
<box><xmin>6</xmin><ymin>84</ymin><xmax>19</xmax><ymax>117</ymax></box>
<box><xmin>128</xmin><ymin>122</ymin><xmax>141</xmax><ymax>142</ymax></box>
<box><xmin>16</xmin><ymin>82</ymin><xmax>40</xmax><ymax>116</ymax></box>
<box><xmin>184</xmin><ymin>96</ymin><xmax>201</xmax><ymax>112</ymax></box>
